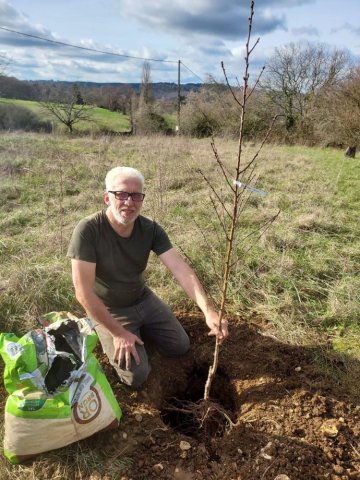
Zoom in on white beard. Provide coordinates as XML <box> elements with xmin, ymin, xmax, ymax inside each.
<box><xmin>110</xmin><ymin>204</ymin><xmax>138</xmax><ymax>225</ymax></box>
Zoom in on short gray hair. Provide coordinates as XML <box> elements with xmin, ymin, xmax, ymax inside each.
<box><xmin>105</xmin><ymin>166</ymin><xmax>144</xmax><ymax>191</ymax></box>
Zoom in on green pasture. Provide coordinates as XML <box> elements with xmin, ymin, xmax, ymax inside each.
<box><xmin>0</xmin><ymin>98</ymin><xmax>131</xmax><ymax>133</ymax></box>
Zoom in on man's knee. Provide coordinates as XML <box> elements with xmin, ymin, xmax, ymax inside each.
<box><xmin>175</xmin><ymin>333</ymin><xmax>190</xmax><ymax>355</ymax></box>
<box><xmin>159</xmin><ymin>332</ymin><xmax>190</xmax><ymax>357</ymax></box>
<box><xmin>113</xmin><ymin>360</ymin><xmax>151</xmax><ymax>389</ymax></box>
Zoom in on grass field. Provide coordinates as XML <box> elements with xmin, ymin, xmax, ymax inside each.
<box><xmin>0</xmin><ymin>131</ymin><xmax>359</xmax><ymax>350</ymax></box>
<box><xmin>0</xmin><ymin>98</ymin><xmax>131</xmax><ymax>133</ymax></box>
<box><xmin>0</xmin><ymin>131</ymin><xmax>359</xmax><ymax>477</ymax></box>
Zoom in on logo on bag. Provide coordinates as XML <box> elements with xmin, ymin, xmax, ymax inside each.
<box><xmin>5</xmin><ymin>342</ymin><xmax>24</xmax><ymax>358</ymax></box>
<box><xmin>73</xmin><ymin>386</ymin><xmax>101</xmax><ymax>424</ymax></box>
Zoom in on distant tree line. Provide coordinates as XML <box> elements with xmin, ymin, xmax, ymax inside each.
<box><xmin>0</xmin><ymin>76</ymin><xmax>199</xmax><ymax>115</ymax></box>
<box><xmin>0</xmin><ymin>41</ymin><xmax>359</xmax><ymax>150</ymax></box>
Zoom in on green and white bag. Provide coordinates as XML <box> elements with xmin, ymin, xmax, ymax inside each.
<box><xmin>0</xmin><ymin>312</ymin><xmax>122</xmax><ymax>464</ymax></box>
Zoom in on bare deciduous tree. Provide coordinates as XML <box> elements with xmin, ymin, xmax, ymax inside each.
<box><xmin>262</xmin><ymin>42</ymin><xmax>350</xmax><ymax>131</ymax></box>
<box><xmin>135</xmin><ymin>61</ymin><xmax>169</xmax><ymax>134</ymax></box>
<box><xmin>312</xmin><ymin>65</ymin><xmax>360</xmax><ymax>153</ymax></box>
<box><xmin>87</xmin><ymin>85</ymin><xmax>133</xmax><ymax>114</ymax></box>
<box><xmin>138</xmin><ymin>60</ymin><xmax>154</xmax><ymax>114</ymax></box>
<box><xmin>41</xmin><ymin>84</ymin><xmax>93</xmax><ymax>133</ymax></box>
<box><xmin>164</xmin><ymin>1</ymin><xmax>279</xmax><ymax>435</ymax></box>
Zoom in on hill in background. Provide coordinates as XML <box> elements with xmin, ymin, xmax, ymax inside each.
<box><xmin>0</xmin><ymin>75</ymin><xmax>202</xmax><ymax>102</ymax></box>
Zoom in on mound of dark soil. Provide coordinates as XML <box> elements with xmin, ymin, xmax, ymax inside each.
<box><xmin>90</xmin><ymin>315</ymin><xmax>360</xmax><ymax>480</ymax></box>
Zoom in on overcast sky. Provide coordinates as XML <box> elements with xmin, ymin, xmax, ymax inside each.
<box><xmin>0</xmin><ymin>0</ymin><xmax>359</xmax><ymax>84</ymax></box>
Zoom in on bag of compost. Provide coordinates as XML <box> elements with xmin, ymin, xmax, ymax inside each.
<box><xmin>0</xmin><ymin>312</ymin><xmax>122</xmax><ymax>464</ymax></box>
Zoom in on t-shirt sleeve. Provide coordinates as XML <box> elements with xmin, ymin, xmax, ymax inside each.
<box><xmin>66</xmin><ymin>218</ymin><xmax>97</xmax><ymax>263</ymax></box>
<box><xmin>152</xmin><ymin>222</ymin><xmax>173</xmax><ymax>256</ymax></box>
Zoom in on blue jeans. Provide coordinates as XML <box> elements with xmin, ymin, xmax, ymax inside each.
<box><xmin>95</xmin><ymin>287</ymin><xmax>190</xmax><ymax>388</ymax></box>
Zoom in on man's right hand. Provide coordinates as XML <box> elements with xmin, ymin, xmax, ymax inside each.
<box><xmin>112</xmin><ymin>330</ymin><xmax>144</xmax><ymax>371</ymax></box>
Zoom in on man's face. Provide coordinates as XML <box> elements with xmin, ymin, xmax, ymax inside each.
<box><xmin>104</xmin><ymin>176</ymin><xmax>144</xmax><ymax>225</ymax></box>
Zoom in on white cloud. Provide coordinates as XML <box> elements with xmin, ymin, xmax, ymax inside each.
<box><xmin>0</xmin><ymin>0</ymin><xmax>357</xmax><ymax>83</ymax></box>
<box><xmin>115</xmin><ymin>0</ymin><xmax>290</xmax><ymax>40</ymax></box>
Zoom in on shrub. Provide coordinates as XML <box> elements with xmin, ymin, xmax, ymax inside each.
<box><xmin>0</xmin><ymin>103</ymin><xmax>52</xmax><ymax>132</ymax></box>
<box><xmin>180</xmin><ymin>85</ymin><xmax>274</xmax><ymax>139</ymax></box>
<box><xmin>135</xmin><ymin>111</ymin><xmax>172</xmax><ymax>135</ymax></box>
<box><xmin>180</xmin><ymin>89</ymin><xmax>226</xmax><ymax>138</ymax></box>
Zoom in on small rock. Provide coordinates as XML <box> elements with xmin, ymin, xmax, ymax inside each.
<box><xmin>122</xmin><ymin>432</ymin><xmax>128</xmax><ymax>440</ymax></box>
<box><xmin>153</xmin><ymin>463</ymin><xmax>164</xmax><ymax>473</ymax></box>
<box><xmin>294</xmin><ymin>366</ymin><xmax>302</xmax><ymax>372</ymax></box>
<box><xmin>333</xmin><ymin>465</ymin><xmax>344</xmax><ymax>475</ymax></box>
<box><xmin>321</xmin><ymin>419</ymin><xmax>339</xmax><ymax>438</ymax></box>
<box><xmin>135</xmin><ymin>414</ymin><xmax>143</xmax><ymax>422</ymax></box>
<box><xmin>260</xmin><ymin>441</ymin><xmax>273</xmax><ymax>459</ymax></box>
<box><xmin>274</xmin><ymin>476</ymin><xmax>291</xmax><ymax>480</ymax></box>
<box><xmin>260</xmin><ymin>452</ymin><xmax>272</xmax><ymax>460</ymax></box>
<box><xmin>180</xmin><ymin>440</ymin><xmax>191</xmax><ymax>451</ymax></box>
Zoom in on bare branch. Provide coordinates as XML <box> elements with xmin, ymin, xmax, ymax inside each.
<box><xmin>239</xmin><ymin>114</ymin><xmax>279</xmax><ymax>175</ymax></box>
<box><xmin>210</xmin><ymin>137</ymin><xmax>234</xmax><ymax>189</ymax></box>
<box><xmin>248</xmin><ymin>37</ymin><xmax>260</xmax><ymax>56</ymax></box>
<box><xmin>246</xmin><ymin>65</ymin><xmax>266</xmax><ymax>101</ymax></box>
<box><xmin>221</xmin><ymin>61</ymin><xmax>243</xmax><ymax>108</ymax></box>
<box><xmin>41</xmin><ymin>84</ymin><xmax>93</xmax><ymax>133</ymax></box>
<box><xmin>196</xmin><ymin>168</ymin><xmax>233</xmax><ymax>220</ymax></box>
<box><xmin>209</xmin><ymin>195</ymin><xmax>229</xmax><ymax>237</ymax></box>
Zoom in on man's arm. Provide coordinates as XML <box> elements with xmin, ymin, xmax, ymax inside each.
<box><xmin>71</xmin><ymin>259</ymin><xmax>143</xmax><ymax>369</ymax></box>
<box><xmin>158</xmin><ymin>248</ymin><xmax>228</xmax><ymax>340</ymax></box>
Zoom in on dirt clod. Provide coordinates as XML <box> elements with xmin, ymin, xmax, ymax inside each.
<box><xmin>179</xmin><ymin>440</ymin><xmax>191</xmax><ymax>450</ymax></box>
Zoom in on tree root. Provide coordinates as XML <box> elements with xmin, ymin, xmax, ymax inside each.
<box><xmin>162</xmin><ymin>397</ymin><xmax>236</xmax><ymax>437</ymax></box>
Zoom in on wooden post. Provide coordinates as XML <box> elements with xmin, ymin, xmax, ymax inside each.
<box><xmin>177</xmin><ymin>60</ymin><xmax>181</xmax><ymax>135</ymax></box>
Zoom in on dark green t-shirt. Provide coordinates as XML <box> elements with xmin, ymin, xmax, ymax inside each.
<box><xmin>67</xmin><ymin>210</ymin><xmax>172</xmax><ymax>307</ymax></box>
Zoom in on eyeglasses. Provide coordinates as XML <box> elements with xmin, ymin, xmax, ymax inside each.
<box><xmin>108</xmin><ymin>191</ymin><xmax>145</xmax><ymax>202</ymax></box>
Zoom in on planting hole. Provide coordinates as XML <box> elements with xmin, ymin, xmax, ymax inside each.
<box><xmin>160</xmin><ymin>363</ymin><xmax>236</xmax><ymax>440</ymax></box>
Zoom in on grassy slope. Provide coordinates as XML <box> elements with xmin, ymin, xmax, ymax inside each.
<box><xmin>0</xmin><ymin>98</ymin><xmax>131</xmax><ymax>132</ymax></box>
<box><xmin>0</xmin><ymin>132</ymin><xmax>359</xmax><ymax>358</ymax></box>
<box><xmin>1</xmin><ymin>132</ymin><xmax>360</xmax><ymax>479</ymax></box>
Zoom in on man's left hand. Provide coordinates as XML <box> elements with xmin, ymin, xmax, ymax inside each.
<box><xmin>205</xmin><ymin>310</ymin><xmax>229</xmax><ymax>341</ymax></box>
